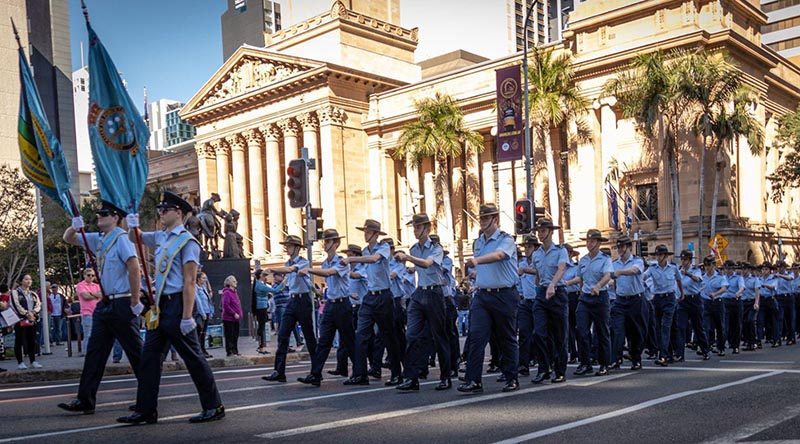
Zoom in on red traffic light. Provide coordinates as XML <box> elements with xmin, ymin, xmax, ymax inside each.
<box><xmin>516</xmin><ymin>204</ymin><xmax>525</xmax><ymax>214</ymax></box>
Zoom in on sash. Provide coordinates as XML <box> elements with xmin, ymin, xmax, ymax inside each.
<box><xmin>97</xmin><ymin>228</ymin><xmax>125</xmax><ymax>276</ymax></box>
<box><xmin>146</xmin><ymin>230</ymin><xmax>195</xmax><ymax>330</ymax></box>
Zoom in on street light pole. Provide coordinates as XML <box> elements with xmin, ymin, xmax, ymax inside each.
<box><xmin>523</xmin><ymin>0</ymin><xmax>538</xmax><ymax>200</ymax></box>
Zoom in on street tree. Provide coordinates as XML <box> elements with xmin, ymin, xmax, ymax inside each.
<box><xmin>768</xmin><ymin>105</ymin><xmax>800</xmax><ymax>203</ymax></box>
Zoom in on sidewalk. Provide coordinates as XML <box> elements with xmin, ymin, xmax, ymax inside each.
<box><xmin>0</xmin><ymin>328</ymin><xmax>310</xmax><ymax>384</ymax></box>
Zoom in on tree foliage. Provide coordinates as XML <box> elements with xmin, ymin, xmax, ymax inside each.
<box><xmin>768</xmin><ymin>105</ymin><xmax>800</xmax><ymax>203</ymax></box>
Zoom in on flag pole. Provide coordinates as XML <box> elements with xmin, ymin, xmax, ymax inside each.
<box><xmin>132</xmin><ymin>227</ymin><xmax>155</xmax><ymax>306</ymax></box>
<box><xmin>67</xmin><ymin>193</ymin><xmax>107</xmax><ymax>300</ymax></box>
<box><xmin>35</xmin><ymin>189</ymin><xmax>51</xmax><ymax>354</ymax></box>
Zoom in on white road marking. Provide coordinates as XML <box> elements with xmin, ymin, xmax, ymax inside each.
<box><xmin>700</xmin><ymin>403</ymin><xmax>800</xmax><ymax>444</ymax></box>
<box><xmin>491</xmin><ymin>371</ymin><xmax>784</xmax><ymax>444</ymax></box>
<box><xmin>255</xmin><ymin>373</ymin><xmax>633</xmax><ymax>439</ymax></box>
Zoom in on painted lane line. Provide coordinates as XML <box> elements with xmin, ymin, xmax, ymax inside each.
<box><xmin>491</xmin><ymin>371</ymin><xmax>784</xmax><ymax>444</ymax></box>
<box><xmin>255</xmin><ymin>373</ymin><xmax>633</xmax><ymax>440</ymax></box>
<box><xmin>700</xmin><ymin>404</ymin><xmax>800</xmax><ymax>444</ymax></box>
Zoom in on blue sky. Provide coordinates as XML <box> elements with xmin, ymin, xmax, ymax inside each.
<box><xmin>69</xmin><ymin>0</ymin><xmax>227</xmax><ymax>109</ymax></box>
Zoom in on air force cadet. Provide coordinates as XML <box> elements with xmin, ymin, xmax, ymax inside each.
<box><xmin>642</xmin><ymin>245</ymin><xmax>683</xmax><ymax>366</ymax></box>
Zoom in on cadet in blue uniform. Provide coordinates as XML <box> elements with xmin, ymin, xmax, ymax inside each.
<box><xmin>610</xmin><ymin>235</ymin><xmax>647</xmax><ymax>370</ymax></box>
<box><xmin>298</xmin><ymin>229</ymin><xmax>355</xmax><ymax>387</ymax></box>
<box><xmin>118</xmin><ymin>192</ymin><xmax>224</xmax><ymax>425</ymax></box>
<box><xmin>516</xmin><ymin>234</ymin><xmax>539</xmax><ymax>377</ymax></box>
<box><xmin>775</xmin><ymin>262</ymin><xmax>796</xmax><ymax>344</ymax></box>
<box><xmin>642</xmin><ymin>245</ymin><xmax>683</xmax><ymax>366</ymax></box>
<box><xmin>386</xmin><ymin>239</ymin><xmax>410</xmax><ymax>366</ymax></box>
<box><xmin>429</xmin><ymin>235</ymin><xmax>460</xmax><ymax>377</ymax></box>
<box><xmin>721</xmin><ymin>261</ymin><xmax>744</xmax><ymax>354</ymax></box>
<box><xmin>675</xmin><ymin>250</ymin><xmax>711</xmax><ymax>361</ymax></box>
<box><xmin>59</xmin><ymin>201</ymin><xmax>144</xmax><ymax>415</ymax></box>
<box><xmin>567</xmin><ymin>229</ymin><xmax>613</xmax><ymax>376</ymax></box>
<box><xmin>758</xmin><ymin>263</ymin><xmax>781</xmax><ymax>346</ymax></box>
<box><xmin>458</xmin><ymin>204</ymin><xmax>520</xmax><ymax>394</ymax></box>
<box><xmin>530</xmin><ymin>218</ymin><xmax>570</xmax><ymax>384</ymax></box>
<box><xmin>263</xmin><ymin>235</ymin><xmax>318</xmax><ymax>382</ymax></box>
<box><xmin>701</xmin><ymin>255</ymin><xmax>729</xmax><ymax>355</ymax></box>
<box><xmin>741</xmin><ymin>264</ymin><xmax>761</xmax><ymax>350</ymax></box>
<box><xmin>563</xmin><ymin>245</ymin><xmax>581</xmax><ymax>364</ymax></box>
<box><xmin>343</xmin><ymin>219</ymin><xmax>404</xmax><ymax>386</ymax></box>
<box><xmin>395</xmin><ymin>214</ymin><xmax>451</xmax><ymax>391</ymax></box>
<box><xmin>333</xmin><ymin>245</ymin><xmax>372</xmax><ymax>377</ymax></box>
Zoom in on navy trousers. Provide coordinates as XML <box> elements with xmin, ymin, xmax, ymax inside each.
<box><xmin>353</xmin><ymin>290</ymin><xmax>402</xmax><ymax>379</ymax></box>
<box><xmin>610</xmin><ymin>295</ymin><xmax>646</xmax><ymax>364</ymax></box>
<box><xmin>274</xmin><ymin>294</ymin><xmax>318</xmax><ymax>375</ymax></box>
<box><xmin>465</xmin><ymin>288</ymin><xmax>519</xmax><ymax>383</ymax></box>
<box><xmin>778</xmin><ymin>294</ymin><xmax>796</xmax><ymax>341</ymax></box>
<box><xmin>403</xmin><ymin>288</ymin><xmax>450</xmax><ymax>380</ymax></box>
<box><xmin>567</xmin><ymin>291</ymin><xmax>580</xmax><ymax>360</ymax></box>
<box><xmin>517</xmin><ymin>298</ymin><xmax>535</xmax><ymax>372</ymax></box>
<box><xmin>703</xmin><ymin>298</ymin><xmax>726</xmax><ymax>351</ymax></box>
<box><xmin>675</xmin><ymin>295</ymin><xmax>709</xmax><ymax>359</ymax></box>
<box><xmin>723</xmin><ymin>298</ymin><xmax>742</xmax><ymax>349</ymax></box>
<box><xmin>533</xmin><ymin>287</ymin><xmax>568</xmax><ymax>376</ymax></box>
<box><xmin>576</xmin><ymin>292</ymin><xmax>610</xmax><ymax>367</ymax></box>
<box><xmin>311</xmin><ymin>299</ymin><xmax>355</xmax><ymax>377</ymax></box>
<box><xmin>742</xmin><ymin>299</ymin><xmax>757</xmax><ymax>346</ymax></box>
<box><xmin>652</xmin><ymin>294</ymin><xmax>677</xmax><ymax>360</ymax></box>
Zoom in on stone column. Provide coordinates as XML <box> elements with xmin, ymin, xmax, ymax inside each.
<box><xmin>211</xmin><ymin>139</ymin><xmax>231</xmax><ymax>211</ymax></box>
<box><xmin>598</xmin><ymin>98</ymin><xmax>617</xmax><ymax>229</ymax></box>
<box><xmin>279</xmin><ymin>118</ymin><xmax>303</xmax><ymax>235</ymax></box>
<box><xmin>244</xmin><ymin>128</ymin><xmax>266</xmax><ymax>259</ymax></box>
<box><xmin>195</xmin><ymin>142</ymin><xmax>216</xmax><ymax>203</ymax></box>
<box><xmin>570</xmin><ymin>111</ymin><xmax>599</xmax><ymax>234</ymax></box>
<box><xmin>225</xmin><ymin>134</ymin><xmax>250</xmax><ymax>256</ymax></box>
<box><xmin>299</xmin><ymin>112</ymin><xmax>320</xmax><ymax>207</ymax></box>
<box><xmin>261</xmin><ymin>124</ymin><xmax>285</xmax><ymax>252</ymax></box>
<box><xmin>318</xmin><ymin>106</ymin><xmax>346</xmax><ymax>231</ymax></box>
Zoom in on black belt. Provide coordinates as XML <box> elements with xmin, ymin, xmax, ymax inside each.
<box><xmin>617</xmin><ymin>293</ymin><xmax>642</xmax><ymax>300</ymax></box>
<box><xmin>162</xmin><ymin>292</ymin><xmax>182</xmax><ymax>301</ymax></box>
<box><xmin>482</xmin><ymin>287</ymin><xmax>513</xmax><ymax>293</ymax></box>
<box><xmin>420</xmin><ymin>285</ymin><xmax>441</xmax><ymax>290</ymax></box>
<box><xmin>291</xmin><ymin>292</ymin><xmax>310</xmax><ymax>299</ymax></box>
<box><xmin>107</xmin><ymin>293</ymin><xmax>132</xmax><ymax>300</ymax></box>
<box><xmin>654</xmin><ymin>293</ymin><xmax>674</xmax><ymax>297</ymax></box>
<box><xmin>684</xmin><ymin>294</ymin><xmax>699</xmax><ymax>298</ymax></box>
<box><xmin>368</xmin><ymin>289</ymin><xmax>388</xmax><ymax>295</ymax></box>
<box><xmin>537</xmin><ymin>285</ymin><xmax>566</xmax><ymax>290</ymax></box>
<box><xmin>327</xmin><ymin>297</ymin><xmax>348</xmax><ymax>303</ymax></box>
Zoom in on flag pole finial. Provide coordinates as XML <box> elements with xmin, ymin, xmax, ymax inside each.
<box><xmin>10</xmin><ymin>17</ymin><xmax>21</xmax><ymax>49</ymax></box>
<box><xmin>80</xmin><ymin>0</ymin><xmax>90</xmax><ymax>24</ymax></box>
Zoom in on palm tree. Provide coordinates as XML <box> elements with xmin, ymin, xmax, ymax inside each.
<box><xmin>682</xmin><ymin>50</ymin><xmax>747</xmax><ymax>257</ymax></box>
<box><xmin>606</xmin><ymin>50</ymin><xmax>695</xmax><ymax>255</ymax></box>
<box><xmin>393</xmin><ymin>92</ymin><xmax>483</xmax><ymax>247</ymax></box>
<box><xmin>525</xmin><ymin>46</ymin><xmax>589</xmax><ymax>227</ymax></box>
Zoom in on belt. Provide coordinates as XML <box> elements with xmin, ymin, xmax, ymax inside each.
<box><xmin>368</xmin><ymin>289</ymin><xmax>388</xmax><ymax>295</ymax></box>
<box><xmin>537</xmin><ymin>285</ymin><xmax>566</xmax><ymax>290</ymax></box>
<box><xmin>617</xmin><ymin>293</ymin><xmax>642</xmax><ymax>300</ymax></box>
<box><xmin>482</xmin><ymin>287</ymin><xmax>512</xmax><ymax>293</ymax></box>
<box><xmin>326</xmin><ymin>297</ymin><xmax>348</xmax><ymax>303</ymax></box>
<box><xmin>162</xmin><ymin>292</ymin><xmax>182</xmax><ymax>301</ymax></box>
<box><xmin>107</xmin><ymin>293</ymin><xmax>131</xmax><ymax>300</ymax></box>
<box><xmin>291</xmin><ymin>292</ymin><xmax>310</xmax><ymax>299</ymax></box>
<box><xmin>420</xmin><ymin>285</ymin><xmax>441</xmax><ymax>290</ymax></box>
<box><xmin>684</xmin><ymin>294</ymin><xmax>699</xmax><ymax>298</ymax></box>
<box><xmin>654</xmin><ymin>293</ymin><xmax>674</xmax><ymax>297</ymax></box>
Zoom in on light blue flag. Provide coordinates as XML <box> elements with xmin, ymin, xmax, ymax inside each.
<box><xmin>86</xmin><ymin>21</ymin><xmax>149</xmax><ymax>215</ymax></box>
<box><xmin>17</xmin><ymin>45</ymin><xmax>74</xmax><ymax>215</ymax></box>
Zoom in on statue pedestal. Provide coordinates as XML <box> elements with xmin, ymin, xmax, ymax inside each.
<box><xmin>200</xmin><ymin>257</ymin><xmax>252</xmax><ymax>336</ymax></box>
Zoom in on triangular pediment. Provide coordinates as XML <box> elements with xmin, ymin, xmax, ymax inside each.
<box><xmin>182</xmin><ymin>46</ymin><xmax>325</xmax><ymax>115</ymax></box>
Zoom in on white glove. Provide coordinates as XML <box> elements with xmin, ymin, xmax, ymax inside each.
<box><xmin>71</xmin><ymin>216</ymin><xmax>85</xmax><ymax>231</ymax></box>
<box><xmin>126</xmin><ymin>213</ymin><xmax>140</xmax><ymax>229</ymax></box>
<box><xmin>180</xmin><ymin>318</ymin><xmax>197</xmax><ymax>336</ymax></box>
<box><xmin>130</xmin><ymin>302</ymin><xmax>144</xmax><ymax>316</ymax></box>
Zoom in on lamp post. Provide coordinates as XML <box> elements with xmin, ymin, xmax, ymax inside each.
<box><xmin>522</xmin><ymin>0</ymin><xmax>538</xmax><ymax>201</ymax></box>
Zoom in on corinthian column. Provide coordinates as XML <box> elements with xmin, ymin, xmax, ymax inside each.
<box><xmin>318</xmin><ymin>106</ymin><xmax>346</xmax><ymax>232</ymax></box>
<box><xmin>244</xmin><ymin>128</ymin><xmax>266</xmax><ymax>259</ymax></box>
<box><xmin>299</xmin><ymin>112</ymin><xmax>320</xmax><ymax>207</ymax></box>
<box><xmin>279</xmin><ymin>118</ymin><xmax>302</xmax><ymax>235</ymax></box>
<box><xmin>211</xmin><ymin>139</ymin><xmax>231</xmax><ymax>211</ymax></box>
<box><xmin>261</xmin><ymin>124</ymin><xmax>285</xmax><ymax>252</ymax></box>
<box><xmin>225</xmin><ymin>134</ymin><xmax>249</xmax><ymax>256</ymax></box>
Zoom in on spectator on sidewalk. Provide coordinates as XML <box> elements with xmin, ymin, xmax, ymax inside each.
<box><xmin>196</xmin><ymin>272</ymin><xmax>213</xmax><ymax>358</ymax></box>
<box><xmin>221</xmin><ymin>275</ymin><xmax>243</xmax><ymax>356</ymax></box>
<box><xmin>253</xmin><ymin>269</ymin><xmax>284</xmax><ymax>354</ymax></box>
<box><xmin>47</xmin><ymin>283</ymin><xmax>67</xmax><ymax>346</ymax></box>
<box><xmin>11</xmin><ymin>274</ymin><xmax>43</xmax><ymax>369</ymax></box>
<box><xmin>76</xmin><ymin>269</ymin><xmax>102</xmax><ymax>354</ymax></box>
<box><xmin>0</xmin><ymin>284</ymin><xmax>10</xmax><ymax>373</ymax></box>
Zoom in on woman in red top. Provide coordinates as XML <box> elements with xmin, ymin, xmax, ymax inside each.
<box><xmin>221</xmin><ymin>276</ymin><xmax>243</xmax><ymax>356</ymax></box>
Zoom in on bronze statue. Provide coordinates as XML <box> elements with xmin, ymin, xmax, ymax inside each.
<box><xmin>198</xmin><ymin>193</ymin><xmax>226</xmax><ymax>258</ymax></box>
<box><xmin>185</xmin><ymin>207</ymin><xmax>203</xmax><ymax>240</ymax></box>
<box><xmin>223</xmin><ymin>209</ymin><xmax>243</xmax><ymax>259</ymax></box>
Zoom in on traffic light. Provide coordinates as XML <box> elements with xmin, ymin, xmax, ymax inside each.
<box><xmin>286</xmin><ymin>159</ymin><xmax>308</xmax><ymax>208</ymax></box>
<box><xmin>533</xmin><ymin>205</ymin><xmax>546</xmax><ymax>226</ymax></box>
<box><xmin>307</xmin><ymin>207</ymin><xmax>324</xmax><ymax>241</ymax></box>
<box><xmin>640</xmin><ymin>241</ymin><xmax>649</xmax><ymax>257</ymax></box>
<box><xmin>514</xmin><ymin>199</ymin><xmax>533</xmax><ymax>235</ymax></box>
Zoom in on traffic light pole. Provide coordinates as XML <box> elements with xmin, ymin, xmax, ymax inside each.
<box><xmin>301</xmin><ymin>147</ymin><xmax>317</xmax><ymax>336</ymax></box>
<box><xmin>523</xmin><ymin>0</ymin><xmax>538</xmax><ymax>202</ymax></box>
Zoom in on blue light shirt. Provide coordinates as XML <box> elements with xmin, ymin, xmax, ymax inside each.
<box><xmin>578</xmin><ymin>252</ymin><xmax>613</xmax><ymax>295</ymax></box>
<box><xmin>680</xmin><ymin>266</ymin><xmax>703</xmax><ymax>296</ymax></box>
<box><xmin>440</xmin><ymin>255</ymin><xmax>456</xmax><ymax>298</ymax></box>
<box><xmin>410</xmin><ymin>239</ymin><xmax>444</xmax><ymax>287</ymax></box>
<box><xmin>194</xmin><ymin>285</ymin><xmax>212</xmax><ymax>316</ymax></box>
<box><xmin>518</xmin><ymin>255</ymin><xmax>537</xmax><ymax>300</ymax></box>
<box><xmin>363</xmin><ymin>242</ymin><xmax>391</xmax><ymax>291</ymax></box>
<box><xmin>643</xmin><ymin>262</ymin><xmax>681</xmax><ymax>295</ymax></box>
<box><xmin>285</xmin><ymin>255</ymin><xmax>312</xmax><ymax>294</ymax></box>
<box><xmin>793</xmin><ymin>273</ymin><xmax>800</xmax><ymax>294</ymax></box>
<box><xmin>389</xmin><ymin>257</ymin><xmax>412</xmax><ymax>298</ymax></box>
<box><xmin>722</xmin><ymin>274</ymin><xmax>744</xmax><ymax>299</ymax></box>
<box><xmin>612</xmin><ymin>255</ymin><xmax>645</xmax><ymax>296</ymax></box>
<box><xmin>562</xmin><ymin>262</ymin><xmax>580</xmax><ymax>293</ymax></box>
<box><xmin>741</xmin><ymin>275</ymin><xmax>761</xmax><ymax>300</ymax></box>
<box><xmin>760</xmin><ymin>275</ymin><xmax>777</xmax><ymax>298</ymax></box>
<box><xmin>473</xmin><ymin>229</ymin><xmax>519</xmax><ymax>289</ymax></box>
<box><xmin>254</xmin><ymin>280</ymin><xmax>284</xmax><ymax>309</ymax></box>
<box><xmin>700</xmin><ymin>271</ymin><xmax>728</xmax><ymax>300</ymax></box>
<box><xmin>141</xmin><ymin>224</ymin><xmax>200</xmax><ymax>295</ymax></box>
<box><xmin>83</xmin><ymin>227</ymin><xmax>138</xmax><ymax>295</ymax></box>
<box><xmin>349</xmin><ymin>263</ymin><xmax>369</xmax><ymax>305</ymax></box>
<box><xmin>322</xmin><ymin>254</ymin><xmax>350</xmax><ymax>299</ymax></box>
<box><xmin>404</xmin><ymin>269</ymin><xmax>418</xmax><ymax>297</ymax></box>
<box><xmin>777</xmin><ymin>272</ymin><xmax>794</xmax><ymax>295</ymax></box>
<box><xmin>532</xmin><ymin>244</ymin><xmax>569</xmax><ymax>287</ymax></box>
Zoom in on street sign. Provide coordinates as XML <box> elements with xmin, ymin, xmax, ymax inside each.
<box><xmin>708</xmin><ymin>233</ymin><xmax>729</xmax><ymax>251</ymax></box>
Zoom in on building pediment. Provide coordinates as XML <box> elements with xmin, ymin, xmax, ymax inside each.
<box><xmin>181</xmin><ymin>46</ymin><xmax>325</xmax><ymax>118</ymax></box>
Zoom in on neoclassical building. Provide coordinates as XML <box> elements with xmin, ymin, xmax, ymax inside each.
<box><xmin>179</xmin><ymin>0</ymin><xmax>800</xmax><ymax>269</ymax></box>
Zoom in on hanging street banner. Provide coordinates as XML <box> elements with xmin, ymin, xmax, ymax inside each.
<box><xmin>495</xmin><ymin>64</ymin><xmax>524</xmax><ymax>162</ymax></box>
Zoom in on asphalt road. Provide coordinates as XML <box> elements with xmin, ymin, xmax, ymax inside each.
<box><xmin>1</xmin><ymin>346</ymin><xmax>799</xmax><ymax>444</ymax></box>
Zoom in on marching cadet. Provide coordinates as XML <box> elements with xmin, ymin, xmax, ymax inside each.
<box><xmin>332</xmin><ymin>244</ymin><xmax>372</xmax><ymax>378</ymax></box>
<box><xmin>741</xmin><ymin>264</ymin><xmax>761</xmax><ymax>351</ymax></box>
<box><xmin>531</xmin><ymin>218</ymin><xmax>569</xmax><ymax>384</ymax></box>
<box><xmin>563</xmin><ymin>245</ymin><xmax>581</xmax><ymax>365</ymax></box>
<box><xmin>394</xmin><ymin>213</ymin><xmax>452</xmax><ymax>392</ymax></box>
<box><xmin>297</xmin><ymin>229</ymin><xmax>355</xmax><ymax>387</ymax></box>
<box><xmin>758</xmin><ymin>262</ymin><xmax>781</xmax><ymax>347</ymax></box>
<box><xmin>642</xmin><ymin>245</ymin><xmax>683</xmax><ymax>366</ymax></box>
<box><xmin>342</xmin><ymin>219</ymin><xmax>404</xmax><ymax>386</ymax></box>
<box><xmin>517</xmin><ymin>234</ymin><xmax>539</xmax><ymax>377</ymax></box>
<box><xmin>118</xmin><ymin>191</ymin><xmax>224</xmax><ymax>425</ymax></box>
<box><xmin>721</xmin><ymin>261</ymin><xmax>744</xmax><ymax>354</ymax></box>
<box><xmin>432</xmin><ymin>236</ymin><xmax>460</xmax><ymax>377</ymax></box>
<box><xmin>567</xmin><ymin>229</ymin><xmax>613</xmax><ymax>376</ymax></box>
<box><xmin>675</xmin><ymin>250</ymin><xmax>711</xmax><ymax>361</ymax></box>
<box><xmin>701</xmin><ymin>255</ymin><xmax>728</xmax><ymax>356</ymax></box>
<box><xmin>610</xmin><ymin>235</ymin><xmax>646</xmax><ymax>370</ymax></box>
<box><xmin>263</xmin><ymin>235</ymin><xmax>318</xmax><ymax>382</ymax></box>
<box><xmin>59</xmin><ymin>201</ymin><xmax>143</xmax><ymax>415</ymax></box>
<box><xmin>386</xmin><ymin>239</ymin><xmax>411</xmax><ymax>361</ymax></box>
<box><xmin>458</xmin><ymin>204</ymin><xmax>520</xmax><ymax>394</ymax></box>
<box><xmin>775</xmin><ymin>261</ymin><xmax>796</xmax><ymax>345</ymax></box>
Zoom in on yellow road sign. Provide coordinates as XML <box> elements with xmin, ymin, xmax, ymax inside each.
<box><xmin>708</xmin><ymin>233</ymin><xmax>729</xmax><ymax>251</ymax></box>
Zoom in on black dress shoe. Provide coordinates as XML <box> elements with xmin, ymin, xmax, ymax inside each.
<box><xmin>457</xmin><ymin>381</ymin><xmax>483</xmax><ymax>394</ymax></box>
<box><xmin>128</xmin><ymin>403</ymin><xmax>137</xmax><ymax>412</ymax></box>
<box><xmin>611</xmin><ymin>359</ymin><xmax>622</xmax><ymax>370</ymax></box>
<box><xmin>262</xmin><ymin>371</ymin><xmax>286</xmax><ymax>382</ymax></box>
<box><xmin>594</xmin><ymin>366</ymin><xmax>609</xmax><ymax>376</ymax></box>
<box><xmin>702</xmin><ymin>353</ymin><xmax>711</xmax><ymax>361</ymax></box>
<box><xmin>551</xmin><ymin>375</ymin><xmax>566</xmax><ymax>383</ymax></box>
<box><xmin>573</xmin><ymin>365</ymin><xmax>593</xmax><ymax>376</ymax></box>
<box><xmin>287</xmin><ymin>347</ymin><xmax>296</xmax><ymax>353</ymax></box>
<box><xmin>518</xmin><ymin>367</ymin><xmax>530</xmax><ymax>377</ymax></box>
<box><xmin>732</xmin><ymin>348</ymin><xmax>740</xmax><ymax>355</ymax></box>
<box><xmin>419</xmin><ymin>373</ymin><xmax>428</xmax><ymax>380</ymax></box>
<box><xmin>496</xmin><ymin>374</ymin><xmax>508</xmax><ymax>383</ymax></box>
<box><xmin>458</xmin><ymin>374</ymin><xmax>467</xmax><ymax>382</ymax></box>
<box><xmin>189</xmin><ymin>406</ymin><xmax>225</xmax><ymax>423</ymax></box>
<box><xmin>367</xmin><ymin>369</ymin><xmax>382</xmax><ymax>379</ymax></box>
<box><xmin>532</xmin><ymin>372</ymin><xmax>551</xmax><ymax>384</ymax></box>
<box><xmin>448</xmin><ymin>370</ymin><xmax>458</xmax><ymax>378</ymax></box>
<box><xmin>502</xmin><ymin>379</ymin><xmax>519</xmax><ymax>392</ymax></box>
<box><xmin>57</xmin><ymin>400</ymin><xmax>95</xmax><ymax>414</ymax></box>
<box><xmin>631</xmin><ymin>362</ymin><xmax>642</xmax><ymax>371</ymax></box>
<box><xmin>343</xmin><ymin>376</ymin><xmax>370</xmax><ymax>386</ymax></box>
<box><xmin>117</xmin><ymin>411</ymin><xmax>158</xmax><ymax>425</ymax></box>
<box><xmin>384</xmin><ymin>376</ymin><xmax>403</xmax><ymax>386</ymax></box>
<box><xmin>382</xmin><ymin>360</ymin><xmax>392</xmax><ymax>368</ymax></box>
<box><xmin>486</xmin><ymin>365</ymin><xmax>501</xmax><ymax>374</ymax></box>
<box><xmin>654</xmin><ymin>357</ymin><xmax>668</xmax><ymax>367</ymax></box>
<box><xmin>428</xmin><ymin>358</ymin><xmax>436</xmax><ymax>368</ymax></box>
<box><xmin>297</xmin><ymin>374</ymin><xmax>322</xmax><ymax>387</ymax></box>
<box><xmin>568</xmin><ymin>357</ymin><xmax>578</xmax><ymax>364</ymax></box>
<box><xmin>396</xmin><ymin>379</ymin><xmax>419</xmax><ymax>391</ymax></box>
<box><xmin>435</xmin><ymin>379</ymin><xmax>452</xmax><ymax>391</ymax></box>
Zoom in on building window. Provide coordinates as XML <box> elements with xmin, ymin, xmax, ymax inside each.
<box><xmin>763</xmin><ymin>16</ymin><xmax>800</xmax><ymax>33</ymax></box>
<box><xmin>635</xmin><ymin>183</ymin><xmax>658</xmax><ymax>221</ymax></box>
<box><xmin>768</xmin><ymin>36</ymin><xmax>800</xmax><ymax>51</ymax></box>
<box><xmin>763</xmin><ymin>0</ymin><xmax>800</xmax><ymax>13</ymax></box>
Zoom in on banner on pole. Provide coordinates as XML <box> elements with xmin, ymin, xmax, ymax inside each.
<box><xmin>495</xmin><ymin>65</ymin><xmax>524</xmax><ymax>162</ymax></box>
